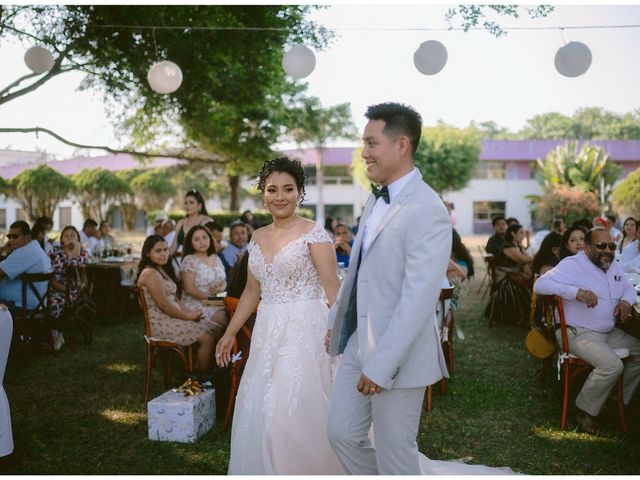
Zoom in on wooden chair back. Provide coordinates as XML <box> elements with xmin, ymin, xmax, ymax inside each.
<box><xmin>135</xmin><ymin>285</ymin><xmax>153</xmax><ymax>338</ymax></box>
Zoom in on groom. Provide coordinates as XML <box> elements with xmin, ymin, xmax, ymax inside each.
<box><xmin>326</xmin><ymin>102</ymin><xmax>451</xmax><ymax>474</ymax></box>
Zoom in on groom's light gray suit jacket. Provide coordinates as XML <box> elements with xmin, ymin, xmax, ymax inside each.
<box><xmin>328</xmin><ymin>170</ymin><xmax>452</xmax><ymax>390</ymax></box>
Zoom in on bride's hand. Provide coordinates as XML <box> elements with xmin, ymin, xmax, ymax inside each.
<box><xmin>215</xmin><ymin>333</ymin><xmax>235</xmax><ymax>367</ymax></box>
<box><xmin>323</xmin><ymin>329</ymin><xmax>331</xmax><ymax>353</ymax></box>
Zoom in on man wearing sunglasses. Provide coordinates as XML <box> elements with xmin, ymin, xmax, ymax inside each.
<box><xmin>0</xmin><ymin>221</ymin><xmax>52</xmax><ymax>316</ymax></box>
<box><xmin>535</xmin><ymin>227</ymin><xmax>640</xmax><ymax>433</ymax></box>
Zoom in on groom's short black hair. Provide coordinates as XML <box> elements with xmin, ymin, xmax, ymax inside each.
<box><xmin>365</xmin><ymin>102</ymin><xmax>422</xmax><ymax>156</ymax></box>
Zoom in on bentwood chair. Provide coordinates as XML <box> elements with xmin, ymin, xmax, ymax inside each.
<box><xmin>425</xmin><ymin>286</ymin><xmax>456</xmax><ymax>412</ymax></box>
<box><xmin>537</xmin><ymin>294</ymin><xmax>628</xmax><ymax>432</ymax></box>
<box><xmin>222</xmin><ymin>296</ymin><xmax>256</xmax><ymax>430</ymax></box>
<box><xmin>136</xmin><ymin>286</ymin><xmax>194</xmax><ymax>403</ymax></box>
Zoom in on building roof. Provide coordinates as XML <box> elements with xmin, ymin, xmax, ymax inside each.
<box><xmin>480</xmin><ymin>139</ymin><xmax>640</xmax><ymax>161</ymax></box>
<box><xmin>0</xmin><ymin>153</ymin><xmax>184</xmax><ymax>180</ymax></box>
<box><xmin>280</xmin><ymin>147</ymin><xmax>356</xmax><ymax>166</ymax></box>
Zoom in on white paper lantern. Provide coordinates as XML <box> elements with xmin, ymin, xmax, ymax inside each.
<box><xmin>282</xmin><ymin>45</ymin><xmax>316</xmax><ymax>79</ymax></box>
<box><xmin>413</xmin><ymin>40</ymin><xmax>448</xmax><ymax>76</ymax></box>
<box><xmin>554</xmin><ymin>41</ymin><xmax>592</xmax><ymax>78</ymax></box>
<box><xmin>24</xmin><ymin>46</ymin><xmax>55</xmax><ymax>74</ymax></box>
<box><xmin>147</xmin><ymin>60</ymin><xmax>183</xmax><ymax>94</ymax></box>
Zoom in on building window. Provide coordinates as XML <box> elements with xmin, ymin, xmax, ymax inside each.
<box><xmin>59</xmin><ymin>207</ymin><xmax>72</xmax><ymax>227</ymax></box>
<box><xmin>529</xmin><ymin>161</ymin><xmax>539</xmax><ymax>179</ymax></box>
<box><xmin>15</xmin><ymin>208</ymin><xmax>26</xmax><ymax>221</ymax></box>
<box><xmin>0</xmin><ymin>209</ymin><xmax>5</xmax><ymax>229</ymax></box>
<box><xmin>473</xmin><ymin>201</ymin><xmax>506</xmax><ymax>234</ymax></box>
<box><xmin>303</xmin><ymin>165</ymin><xmax>353</xmax><ymax>185</ymax></box>
<box><xmin>474</xmin><ymin>161</ymin><xmax>506</xmax><ymax>179</ymax></box>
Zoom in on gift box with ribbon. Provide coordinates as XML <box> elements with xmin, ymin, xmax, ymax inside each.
<box><xmin>147</xmin><ymin>380</ymin><xmax>216</xmax><ymax>443</ymax></box>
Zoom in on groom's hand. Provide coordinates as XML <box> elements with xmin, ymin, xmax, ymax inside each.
<box><xmin>357</xmin><ymin>373</ymin><xmax>382</xmax><ymax>396</ymax></box>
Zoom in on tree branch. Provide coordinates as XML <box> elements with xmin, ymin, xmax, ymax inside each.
<box><xmin>0</xmin><ymin>126</ymin><xmax>225</xmax><ymax>164</ymax></box>
<box><xmin>0</xmin><ymin>72</ymin><xmax>40</xmax><ymax>97</ymax></box>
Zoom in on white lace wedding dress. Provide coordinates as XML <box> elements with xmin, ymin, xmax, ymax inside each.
<box><xmin>227</xmin><ymin>222</ymin><xmax>514</xmax><ymax>475</ymax></box>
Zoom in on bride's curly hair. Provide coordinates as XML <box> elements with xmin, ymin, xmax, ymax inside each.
<box><xmin>256</xmin><ymin>157</ymin><xmax>306</xmax><ymax>204</ymax></box>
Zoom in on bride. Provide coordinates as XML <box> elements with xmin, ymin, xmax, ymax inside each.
<box><xmin>215</xmin><ymin>157</ymin><xmax>345</xmax><ymax>474</ymax></box>
<box><xmin>216</xmin><ymin>157</ymin><xmax>514</xmax><ymax>475</ymax></box>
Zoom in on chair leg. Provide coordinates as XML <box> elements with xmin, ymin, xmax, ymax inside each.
<box><xmin>560</xmin><ymin>364</ymin><xmax>570</xmax><ymax>430</ymax></box>
<box><xmin>424</xmin><ymin>385</ymin><xmax>433</xmax><ymax>412</ymax></box>
<box><xmin>144</xmin><ymin>344</ymin><xmax>153</xmax><ymax>403</ymax></box>
<box><xmin>439</xmin><ymin>377</ymin><xmax>446</xmax><ymax>395</ymax></box>
<box><xmin>186</xmin><ymin>346</ymin><xmax>193</xmax><ymax>372</ymax></box>
<box><xmin>617</xmin><ymin>377</ymin><xmax>628</xmax><ymax>433</ymax></box>
<box><xmin>225</xmin><ymin>368</ymin><xmax>239</xmax><ymax>430</ymax></box>
<box><xmin>163</xmin><ymin>350</ymin><xmax>174</xmax><ymax>387</ymax></box>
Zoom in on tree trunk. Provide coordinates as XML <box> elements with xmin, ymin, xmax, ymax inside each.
<box><xmin>229</xmin><ymin>175</ymin><xmax>240</xmax><ymax>212</ymax></box>
<box><xmin>120</xmin><ymin>204</ymin><xmax>137</xmax><ymax>231</ymax></box>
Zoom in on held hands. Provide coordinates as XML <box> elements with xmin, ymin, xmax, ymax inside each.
<box><xmin>576</xmin><ymin>288</ymin><xmax>598</xmax><ymax>308</ymax></box>
<box><xmin>357</xmin><ymin>373</ymin><xmax>382</xmax><ymax>396</ymax></box>
<box><xmin>324</xmin><ymin>329</ymin><xmax>331</xmax><ymax>353</ymax></box>
<box><xmin>615</xmin><ymin>300</ymin><xmax>632</xmax><ymax>324</ymax></box>
<box><xmin>215</xmin><ymin>333</ymin><xmax>235</xmax><ymax>367</ymax></box>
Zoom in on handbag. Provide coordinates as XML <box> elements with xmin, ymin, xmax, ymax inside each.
<box><xmin>524</xmin><ymin>290</ymin><xmax>556</xmax><ymax>359</ymax></box>
<box><xmin>506</xmin><ymin>270</ymin><xmax>532</xmax><ymax>288</ymax></box>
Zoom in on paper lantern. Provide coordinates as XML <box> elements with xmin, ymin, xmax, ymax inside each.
<box><xmin>413</xmin><ymin>40</ymin><xmax>448</xmax><ymax>76</ymax></box>
<box><xmin>147</xmin><ymin>60</ymin><xmax>183</xmax><ymax>94</ymax></box>
<box><xmin>282</xmin><ymin>45</ymin><xmax>316</xmax><ymax>79</ymax></box>
<box><xmin>554</xmin><ymin>41</ymin><xmax>592</xmax><ymax>78</ymax></box>
<box><xmin>24</xmin><ymin>46</ymin><xmax>55</xmax><ymax>74</ymax></box>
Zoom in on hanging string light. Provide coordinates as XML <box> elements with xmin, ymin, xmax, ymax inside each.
<box><xmin>413</xmin><ymin>40</ymin><xmax>448</xmax><ymax>75</ymax></box>
<box><xmin>24</xmin><ymin>46</ymin><xmax>55</xmax><ymax>74</ymax></box>
<box><xmin>282</xmin><ymin>44</ymin><xmax>316</xmax><ymax>79</ymax></box>
<box><xmin>146</xmin><ymin>28</ymin><xmax>183</xmax><ymax>94</ymax></box>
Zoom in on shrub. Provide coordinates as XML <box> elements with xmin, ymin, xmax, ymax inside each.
<box><xmin>534</xmin><ymin>185</ymin><xmax>601</xmax><ymax>228</ymax></box>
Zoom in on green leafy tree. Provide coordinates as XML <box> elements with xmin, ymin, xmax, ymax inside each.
<box><xmin>72</xmin><ymin>168</ymin><xmax>132</xmax><ymax>222</ymax></box>
<box><xmin>446</xmin><ymin>5</ymin><xmax>554</xmax><ymax>37</ymax></box>
<box><xmin>130</xmin><ymin>168</ymin><xmax>176</xmax><ymax>213</ymax></box>
<box><xmin>535</xmin><ymin>142</ymin><xmax>623</xmax><ymax>208</ymax></box>
<box><xmin>612</xmin><ymin>168</ymin><xmax>640</xmax><ymax>218</ymax></box>
<box><xmin>7</xmin><ymin>164</ymin><xmax>74</xmax><ymax>221</ymax></box>
<box><xmin>167</xmin><ymin>165</ymin><xmax>213</xmax><ymax>208</ymax></box>
<box><xmin>414</xmin><ymin>124</ymin><xmax>481</xmax><ymax>194</ymax></box>
<box><xmin>115</xmin><ymin>168</ymin><xmax>144</xmax><ymax>230</ymax></box>
<box><xmin>286</xmin><ymin>96</ymin><xmax>357</xmax><ymax>220</ymax></box>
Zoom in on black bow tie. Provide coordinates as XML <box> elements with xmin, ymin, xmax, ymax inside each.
<box><xmin>371</xmin><ymin>184</ymin><xmax>390</xmax><ymax>204</ymax></box>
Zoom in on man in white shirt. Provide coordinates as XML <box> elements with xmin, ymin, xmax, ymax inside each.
<box><xmin>79</xmin><ymin>219</ymin><xmax>99</xmax><ymax>256</ymax></box>
<box><xmin>535</xmin><ymin>227</ymin><xmax>640</xmax><ymax>433</ymax></box>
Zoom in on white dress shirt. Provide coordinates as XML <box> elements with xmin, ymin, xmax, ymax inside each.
<box><xmin>616</xmin><ymin>239</ymin><xmax>639</xmax><ymax>272</ymax></box>
<box><xmin>535</xmin><ymin>250</ymin><xmax>637</xmax><ymax>332</ymax></box>
<box><xmin>362</xmin><ymin>168</ymin><xmax>418</xmax><ymax>255</ymax></box>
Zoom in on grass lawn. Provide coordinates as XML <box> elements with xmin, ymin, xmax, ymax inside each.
<box><xmin>3</xmin><ymin>249</ymin><xmax>639</xmax><ymax>474</ymax></box>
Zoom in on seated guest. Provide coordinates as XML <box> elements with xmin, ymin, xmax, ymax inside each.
<box><xmin>534</xmin><ymin>227</ymin><xmax>640</xmax><ymax>433</ymax></box>
<box><xmin>532</xmin><ymin>232</ymin><xmax>563</xmax><ymax>275</ymax></box>
<box><xmin>226</xmin><ymin>251</ymin><xmax>249</xmax><ymax>298</ymax></box>
<box><xmin>485</xmin><ymin>223</ymin><xmax>533</xmax><ymax>326</ymax></box>
<box><xmin>147</xmin><ymin>218</ymin><xmax>164</xmax><ymax>236</ymax></box>
<box><xmin>168</xmin><ymin>190</ymin><xmax>214</xmax><ymax>257</ymax></box>
<box><xmin>593</xmin><ymin>216</ymin><xmax>608</xmax><ymax>229</ymax></box>
<box><xmin>240</xmin><ymin>210</ymin><xmax>260</xmax><ymax>232</ymax></box>
<box><xmin>204</xmin><ymin>221</ymin><xmax>226</xmax><ymax>253</ymax></box>
<box><xmin>530</xmin><ymin>217</ymin><xmax>565</xmax><ymax>255</ymax></box>
<box><xmin>0</xmin><ymin>305</ymin><xmax>13</xmax><ymax>462</ymax></box>
<box><xmin>79</xmin><ymin>219</ymin><xmax>99</xmax><ymax>256</ymax></box>
<box><xmin>616</xmin><ymin>217</ymin><xmax>638</xmax><ymax>260</ymax></box>
<box><xmin>559</xmin><ymin>224</ymin><xmax>587</xmax><ymax>260</ymax></box>
<box><xmin>180</xmin><ymin>226</ymin><xmax>228</xmax><ymax>345</ymax></box>
<box><xmin>334</xmin><ymin>223</ymin><xmax>354</xmax><ymax>267</ymax></box>
<box><xmin>573</xmin><ymin>218</ymin><xmax>594</xmax><ymax>232</ymax></box>
<box><xmin>161</xmin><ymin>220</ymin><xmax>176</xmax><ymax>247</ymax></box>
<box><xmin>485</xmin><ymin>216</ymin><xmax>508</xmax><ymax>256</ymax></box>
<box><xmin>619</xmin><ymin>233</ymin><xmax>640</xmax><ymax>273</ymax></box>
<box><xmin>33</xmin><ymin>216</ymin><xmax>54</xmax><ymax>253</ymax></box>
<box><xmin>0</xmin><ymin>221</ymin><xmax>52</xmax><ymax>316</ymax></box>
<box><xmin>48</xmin><ymin>226</ymin><xmax>89</xmax><ymax>351</ymax></box>
<box><xmin>136</xmin><ymin>235</ymin><xmax>218</xmax><ymax>376</ymax></box>
<box><xmin>351</xmin><ymin>216</ymin><xmax>361</xmax><ymax>236</ymax></box>
<box><xmin>221</xmin><ymin>222</ymin><xmax>248</xmax><ymax>269</ymax></box>
<box><xmin>97</xmin><ymin>221</ymin><xmax>115</xmax><ymax>252</ymax></box>
<box><xmin>447</xmin><ymin>229</ymin><xmax>474</xmax><ymax>281</ymax></box>
<box><xmin>30</xmin><ymin>222</ymin><xmax>48</xmax><ymax>252</ymax></box>
<box><xmin>606</xmin><ymin>213</ymin><xmax>622</xmax><ymax>242</ymax></box>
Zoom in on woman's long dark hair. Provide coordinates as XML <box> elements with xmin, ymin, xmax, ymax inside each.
<box><xmin>186</xmin><ymin>189</ymin><xmax>208</xmax><ymax>217</ymax></box>
<box><xmin>559</xmin><ymin>224</ymin><xmax>587</xmax><ymax>260</ymax></box>
<box><xmin>619</xmin><ymin>217</ymin><xmax>638</xmax><ymax>253</ymax></box>
<box><xmin>532</xmin><ymin>232</ymin><xmax>562</xmax><ymax>274</ymax></box>
<box><xmin>504</xmin><ymin>223</ymin><xmax>523</xmax><ymax>246</ymax></box>
<box><xmin>137</xmin><ymin>235</ymin><xmax>180</xmax><ymax>294</ymax></box>
<box><xmin>183</xmin><ymin>225</ymin><xmax>216</xmax><ymax>257</ymax></box>
<box><xmin>451</xmin><ymin>229</ymin><xmax>474</xmax><ymax>278</ymax></box>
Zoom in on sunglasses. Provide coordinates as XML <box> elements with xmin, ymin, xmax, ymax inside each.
<box><xmin>6</xmin><ymin>234</ymin><xmax>20</xmax><ymax>239</ymax></box>
<box><xmin>587</xmin><ymin>242</ymin><xmax>617</xmax><ymax>251</ymax></box>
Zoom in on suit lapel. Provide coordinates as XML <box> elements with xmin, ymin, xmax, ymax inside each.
<box><xmin>348</xmin><ymin>195</ymin><xmax>375</xmax><ymax>265</ymax></box>
<box><xmin>364</xmin><ymin>172</ymin><xmax>422</xmax><ymax>254</ymax></box>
